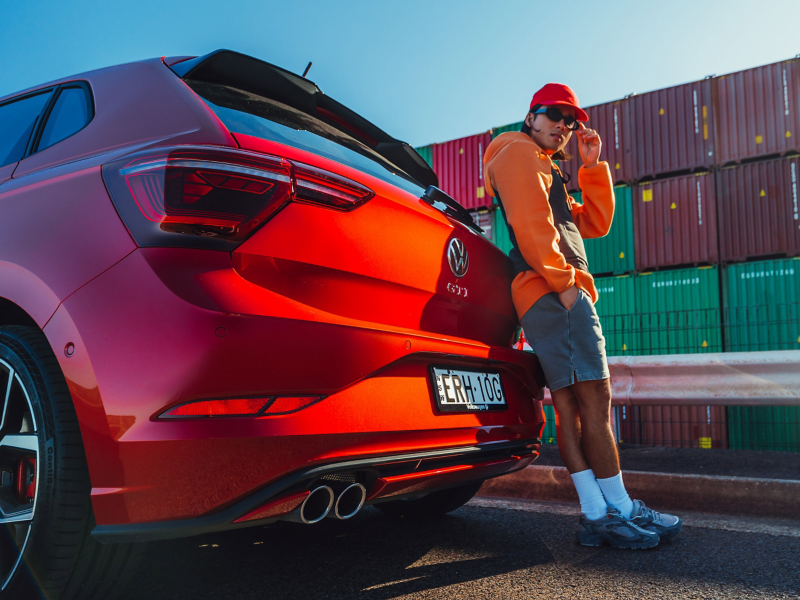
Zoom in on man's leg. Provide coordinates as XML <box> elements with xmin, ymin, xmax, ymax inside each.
<box><xmin>551</xmin><ymin>385</ymin><xmax>606</xmax><ymax>520</ymax></box>
<box><xmin>570</xmin><ymin>378</ymin><xmax>633</xmax><ymax>518</ymax></box>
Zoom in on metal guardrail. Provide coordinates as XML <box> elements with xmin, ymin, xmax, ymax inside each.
<box><xmin>606</xmin><ymin>351</ymin><xmax>800</xmax><ymax>406</ymax></box>
<box><xmin>542</xmin><ymin>350</ymin><xmax>800</xmax><ymax>406</ymax></box>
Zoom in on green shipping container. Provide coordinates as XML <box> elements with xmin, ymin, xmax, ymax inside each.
<box><xmin>573</xmin><ymin>186</ymin><xmax>635</xmax><ymax>276</ymax></box>
<box><xmin>491</xmin><ymin>122</ymin><xmax>523</xmax><ymax>139</ymax></box>
<box><xmin>542</xmin><ymin>405</ymin><xmax>557</xmax><ymax>444</ymax></box>
<box><xmin>723</xmin><ymin>258</ymin><xmax>800</xmax><ymax>352</ymax></box>
<box><xmin>595</xmin><ymin>274</ymin><xmax>638</xmax><ymax>356</ymax></box>
<box><xmin>492</xmin><ymin>207</ymin><xmax>513</xmax><ymax>255</ymax></box>
<box><xmin>635</xmin><ymin>267</ymin><xmax>722</xmax><ymax>355</ymax></box>
<box><xmin>723</xmin><ymin>258</ymin><xmax>800</xmax><ymax>452</ymax></box>
<box><xmin>414</xmin><ymin>145</ymin><xmax>434</xmax><ymax>167</ymax></box>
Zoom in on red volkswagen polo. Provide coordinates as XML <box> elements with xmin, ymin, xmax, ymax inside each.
<box><xmin>0</xmin><ymin>50</ymin><xmax>544</xmax><ymax>599</ymax></box>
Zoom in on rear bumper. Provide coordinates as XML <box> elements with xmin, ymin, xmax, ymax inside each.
<box><xmin>43</xmin><ymin>248</ymin><xmax>544</xmax><ymax>530</ymax></box>
<box><xmin>91</xmin><ymin>438</ymin><xmax>539</xmax><ymax>543</ymax></box>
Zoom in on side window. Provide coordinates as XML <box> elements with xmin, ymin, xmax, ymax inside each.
<box><xmin>0</xmin><ymin>91</ymin><xmax>53</xmax><ymax>168</ymax></box>
<box><xmin>36</xmin><ymin>86</ymin><xmax>91</xmax><ymax>152</ymax></box>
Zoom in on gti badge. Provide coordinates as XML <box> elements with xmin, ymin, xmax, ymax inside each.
<box><xmin>447</xmin><ymin>238</ymin><xmax>469</xmax><ymax>278</ymax></box>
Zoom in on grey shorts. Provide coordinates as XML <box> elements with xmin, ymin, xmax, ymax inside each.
<box><xmin>520</xmin><ymin>289</ymin><xmax>610</xmax><ymax>392</ymax></box>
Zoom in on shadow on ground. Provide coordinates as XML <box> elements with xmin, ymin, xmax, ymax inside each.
<box><xmin>120</xmin><ymin>506</ymin><xmax>800</xmax><ymax>600</ymax></box>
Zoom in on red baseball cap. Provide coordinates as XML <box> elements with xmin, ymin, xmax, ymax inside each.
<box><xmin>530</xmin><ymin>83</ymin><xmax>588</xmax><ymax>122</ymax></box>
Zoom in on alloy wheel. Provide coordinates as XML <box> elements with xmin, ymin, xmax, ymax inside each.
<box><xmin>0</xmin><ymin>357</ymin><xmax>38</xmax><ymax>592</ymax></box>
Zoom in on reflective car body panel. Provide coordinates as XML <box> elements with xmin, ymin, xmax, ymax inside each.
<box><xmin>2</xmin><ymin>52</ymin><xmax>544</xmax><ymax>537</ymax></box>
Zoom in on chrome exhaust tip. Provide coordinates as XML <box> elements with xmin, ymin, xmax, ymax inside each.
<box><xmin>333</xmin><ymin>483</ymin><xmax>366</xmax><ymax>520</ymax></box>
<box><xmin>282</xmin><ymin>486</ymin><xmax>334</xmax><ymax>524</ymax></box>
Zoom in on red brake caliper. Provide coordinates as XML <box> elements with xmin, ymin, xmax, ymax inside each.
<box><xmin>15</xmin><ymin>457</ymin><xmax>36</xmax><ymax>502</ymax></box>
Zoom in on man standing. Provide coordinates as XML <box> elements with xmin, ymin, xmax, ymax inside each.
<box><xmin>484</xmin><ymin>84</ymin><xmax>681</xmax><ymax>549</ymax></box>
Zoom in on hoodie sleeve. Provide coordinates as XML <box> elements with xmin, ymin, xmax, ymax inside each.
<box><xmin>571</xmin><ymin>162</ymin><xmax>615</xmax><ymax>239</ymax></box>
<box><xmin>488</xmin><ymin>142</ymin><xmax>576</xmax><ymax>293</ymax></box>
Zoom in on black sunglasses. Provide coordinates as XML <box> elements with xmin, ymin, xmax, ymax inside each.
<box><xmin>533</xmin><ymin>107</ymin><xmax>580</xmax><ymax>130</ymax></box>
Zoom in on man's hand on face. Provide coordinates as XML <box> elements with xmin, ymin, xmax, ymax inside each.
<box><xmin>577</xmin><ymin>123</ymin><xmax>602</xmax><ymax>167</ymax></box>
<box><xmin>558</xmin><ymin>285</ymin><xmax>579</xmax><ymax>311</ymax></box>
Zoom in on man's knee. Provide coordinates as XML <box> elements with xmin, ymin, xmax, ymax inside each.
<box><xmin>573</xmin><ymin>378</ymin><xmax>612</xmax><ymax>411</ymax></box>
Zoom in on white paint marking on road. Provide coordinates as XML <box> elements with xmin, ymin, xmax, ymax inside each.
<box><xmin>469</xmin><ymin>497</ymin><xmax>800</xmax><ymax>538</ymax></box>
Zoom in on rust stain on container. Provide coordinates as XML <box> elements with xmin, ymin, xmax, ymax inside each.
<box><xmin>716</xmin><ymin>58</ymin><xmax>800</xmax><ymax>164</ymax></box>
<box><xmin>634</xmin><ymin>173</ymin><xmax>718</xmax><ymax>270</ymax></box>
<box><xmin>717</xmin><ymin>156</ymin><xmax>800</xmax><ymax>262</ymax></box>
<box><xmin>631</xmin><ymin>79</ymin><xmax>716</xmax><ymax>179</ymax></box>
<box><xmin>432</xmin><ymin>131</ymin><xmax>492</xmax><ymax>210</ymax></box>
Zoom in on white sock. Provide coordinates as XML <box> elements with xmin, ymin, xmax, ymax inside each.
<box><xmin>570</xmin><ymin>469</ymin><xmax>607</xmax><ymax>520</ymax></box>
<box><xmin>596</xmin><ymin>472</ymin><xmax>634</xmax><ymax>519</ymax></box>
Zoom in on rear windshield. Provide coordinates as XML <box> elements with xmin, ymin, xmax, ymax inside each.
<box><xmin>186</xmin><ymin>81</ymin><xmax>424</xmax><ymax>196</ymax></box>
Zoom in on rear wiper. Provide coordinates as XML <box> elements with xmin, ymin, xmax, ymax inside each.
<box><xmin>421</xmin><ymin>186</ymin><xmax>483</xmax><ymax>234</ymax></box>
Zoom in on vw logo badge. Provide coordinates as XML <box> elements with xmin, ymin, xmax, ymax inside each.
<box><xmin>447</xmin><ymin>238</ymin><xmax>469</xmax><ymax>278</ymax></box>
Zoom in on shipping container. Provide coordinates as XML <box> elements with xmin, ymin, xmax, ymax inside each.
<box><xmin>631</xmin><ymin>78</ymin><xmax>716</xmax><ymax>179</ymax></box>
<box><xmin>723</xmin><ymin>258</ymin><xmax>800</xmax><ymax>352</ymax></box>
<box><xmin>635</xmin><ymin>266</ymin><xmax>722</xmax><ymax>355</ymax></box>
<box><xmin>634</xmin><ymin>173</ymin><xmax>718</xmax><ymax>271</ymax></box>
<box><xmin>595</xmin><ymin>274</ymin><xmax>638</xmax><ymax>356</ymax></box>
<box><xmin>717</xmin><ymin>156</ymin><xmax>800</xmax><ymax>262</ymax></box>
<box><xmin>542</xmin><ymin>405</ymin><xmax>557</xmax><ymax>444</ymax></box>
<box><xmin>415</xmin><ymin>145</ymin><xmax>434</xmax><ymax>167</ymax></box>
<box><xmin>727</xmin><ymin>406</ymin><xmax>800</xmax><ymax>452</ymax></box>
<box><xmin>716</xmin><ymin>58</ymin><xmax>800</xmax><ymax>165</ymax></box>
<box><xmin>432</xmin><ymin>131</ymin><xmax>492</xmax><ymax>210</ymax></box>
<box><xmin>722</xmin><ymin>233</ymin><xmax>799</xmax><ymax>459</ymax></box>
<box><xmin>618</xmin><ymin>405</ymin><xmax>728</xmax><ymax>449</ymax></box>
<box><xmin>469</xmin><ymin>209</ymin><xmax>494</xmax><ymax>243</ymax></box>
<box><xmin>491</xmin><ymin>122</ymin><xmax>523</xmax><ymax>138</ymax></box>
<box><xmin>492</xmin><ymin>206</ymin><xmax>513</xmax><ymax>255</ymax></box>
<box><xmin>574</xmin><ymin>185</ymin><xmax>635</xmax><ymax>275</ymax></box>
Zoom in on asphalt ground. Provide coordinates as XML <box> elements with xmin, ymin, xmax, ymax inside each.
<box><xmin>119</xmin><ymin>499</ymin><xmax>800</xmax><ymax>599</ymax></box>
<box><xmin>535</xmin><ymin>444</ymin><xmax>800</xmax><ymax>480</ymax></box>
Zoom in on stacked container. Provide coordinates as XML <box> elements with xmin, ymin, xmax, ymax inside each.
<box><xmin>715</xmin><ymin>58</ymin><xmax>800</xmax><ymax>165</ymax></box>
<box><xmin>630</xmin><ymin>78</ymin><xmax>716</xmax><ymax>179</ymax></box>
<box><xmin>635</xmin><ymin>173</ymin><xmax>718</xmax><ymax>271</ymax></box>
<box><xmin>432</xmin><ymin>131</ymin><xmax>492</xmax><ymax>210</ymax></box>
<box><xmin>574</xmin><ymin>185</ymin><xmax>635</xmax><ymax>276</ymax></box>
<box><xmin>594</xmin><ymin>274</ymin><xmax>637</xmax><ymax>356</ymax></box>
<box><xmin>723</xmin><ymin>257</ymin><xmax>800</xmax><ymax>451</ymax></box>
<box><xmin>716</xmin><ymin>156</ymin><xmax>800</xmax><ymax>262</ymax></box>
<box><xmin>415</xmin><ymin>145</ymin><xmax>434</xmax><ymax>167</ymax></box>
<box><xmin>635</xmin><ymin>266</ymin><xmax>722</xmax><ymax>355</ymax></box>
<box><xmin>618</xmin><ymin>405</ymin><xmax>728</xmax><ymax>449</ymax></box>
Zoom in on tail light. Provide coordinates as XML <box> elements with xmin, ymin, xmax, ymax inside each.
<box><xmin>159</xmin><ymin>396</ymin><xmax>324</xmax><ymax>419</ymax></box>
<box><xmin>102</xmin><ymin>146</ymin><xmax>374</xmax><ymax>250</ymax></box>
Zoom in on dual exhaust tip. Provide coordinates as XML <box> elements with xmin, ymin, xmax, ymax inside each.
<box><xmin>282</xmin><ymin>482</ymin><xmax>366</xmax><ymax>525</ymax></box>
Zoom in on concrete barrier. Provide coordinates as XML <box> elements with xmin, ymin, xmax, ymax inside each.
<box><xmin>479</xmin><ymin>465</ymin><xmax>800</xmax><ymax>520</ymax></box>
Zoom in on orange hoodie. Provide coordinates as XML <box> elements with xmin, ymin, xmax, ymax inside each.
<box><xmin>484</xmin><ymin>132</ymin><xmax>615</xmax><ymax>319</ymax></box>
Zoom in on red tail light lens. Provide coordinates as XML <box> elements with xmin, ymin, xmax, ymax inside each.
<box><xmin>103</xmin><ymin>146</ymin><xmax>374</xmax><ymax>250</ymax></box>
<box><xmin>159</xmin><ymin>396</ymin><xmax>324</xmax><ymax>419</ymax></box>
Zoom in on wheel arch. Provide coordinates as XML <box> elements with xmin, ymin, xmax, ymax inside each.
<box><xmin>0</xmin><ymin>297</ymin><xmax>41</xmax><ymax>330</ymax></box>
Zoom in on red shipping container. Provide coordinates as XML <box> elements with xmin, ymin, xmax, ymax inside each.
<box><xmin>716</xmin><ymin>59</ymin><xmax>800</xmax><ymax>165</ymax></box>
<box><xmin>559</xmin><ymin>99</ymin><xmax>634</xmax><ymax>190</ymax></box>
<box><xmin>631</xmin><ymin>79</ymin><xmax>716</xmax><ymax>179</ymax></box>
<box><xmin>432</xmin><ymin>131</ymin><xmax>492</xmax><ymax>210</ymax></box>
<box><xmin>618</xmin><ymin>405</ymin><xmax>728</xmax><ymax>449</ymax></box>
<box><xmin>635</xmin><ymin>173</ymin><xmax>718</xmax><ymax>270</ymax></box>
<box><xmin>717</xmin><ymin>156</ymin><xmax>800</xmax><ymax>262</ymax></box>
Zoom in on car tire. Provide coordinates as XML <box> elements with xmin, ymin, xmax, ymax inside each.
<box><xmin>0</xmin><ymin>325</ymin><xmax>146</xmax><ymax>600</ymax></box>
<box><xmin>372</xmin><ymin>481</ymin><xmax>484</xmax><ymax>518</ymax></box>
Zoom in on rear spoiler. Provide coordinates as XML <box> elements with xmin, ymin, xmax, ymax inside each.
<box><xmin>169</xmin><ymin>50</ymin><xmax>438</xmax><ymax>189</ymax></box>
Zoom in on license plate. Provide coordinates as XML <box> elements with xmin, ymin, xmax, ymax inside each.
<box><xmin>430</xmin><ymin>367</ymin><xmax>507</xmax><ymax>412</ymax></box>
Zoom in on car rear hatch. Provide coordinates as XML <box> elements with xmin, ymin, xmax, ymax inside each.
<box><xmin>167</xmin><ymin>51</ymin><xmax>517</xmax><ymax>347</ymax></box>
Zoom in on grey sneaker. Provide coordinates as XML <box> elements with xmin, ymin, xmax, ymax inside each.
<box><xmin>630</xmin><ymin>499</ymin><xmax>683</xmax><ymax>542</ymax></box>
<box><xmin>577</xmin><ymin>506</ymin><xmax>660</xmax><ymax>549</ymax></box>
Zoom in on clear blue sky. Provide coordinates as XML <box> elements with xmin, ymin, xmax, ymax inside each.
<box><xmin>2</xmin><ymin>0</ymin><xmax>799</xmax><ymax>148</ymax></box>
